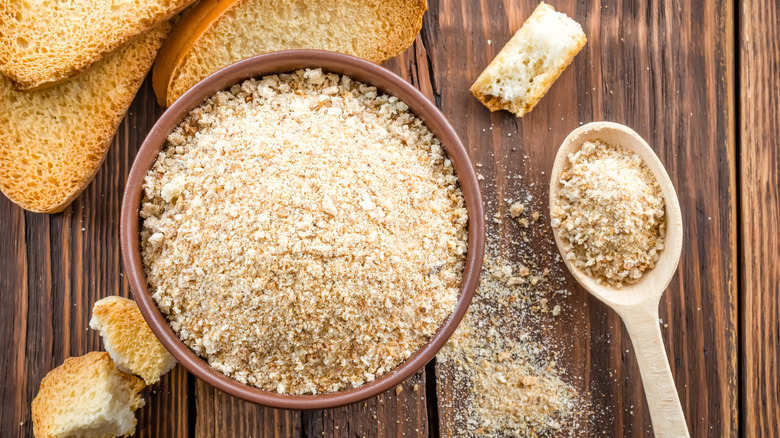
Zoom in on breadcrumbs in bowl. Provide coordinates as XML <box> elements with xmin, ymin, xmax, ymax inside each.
<box><xmin>122</xmin><ymin>51</ymin><xmax>484</xmax><ymax>408</ymax></box>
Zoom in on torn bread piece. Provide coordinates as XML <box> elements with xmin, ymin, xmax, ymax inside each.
<box><xmin>0</xmin><ymin>0</ymin><xmax>195</xmax><ymax>90</ymax></box>
<box><xmin>90</xmin><ymin>296</ymin><xmax>177</xmax><ymax>385</ymax></box>
<box><xmin>31</xmin><ymin>352</ymin><xmax>145</xmax><ymax>438</ymax></box>
<box><xmin>470</xmin><ymin>2</ymin><xmax>586</xmax><ymax>117</ymax></box>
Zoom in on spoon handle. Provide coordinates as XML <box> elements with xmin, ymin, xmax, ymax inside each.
<box><xmin>619</xmin><ymin>305</ymin><xmax>690</xmax><ymax>438</ymax></box>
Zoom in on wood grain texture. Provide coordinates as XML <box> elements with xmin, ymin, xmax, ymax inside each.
<box><xmin>0</xmin><ymin>81</ymin><xmax>191</xmax><ymax>438</ymax></box>
<box><xmin>194</xmin><ymin>380</ymin><xmax>301</xmax><ymax>438</ymax></box>
<box><xmin>428</xmin><ymin>0</ymin><xmax>737</xmax><ymax>436</ymax></box>
<box><xmin>0</xmin><ymin>195</ymin><xmax>28</xmax><ymax>436</ymax></box>
<box><xmin>739</xmin><ymin>0</ymin><xmax>780</xmax><ymax>436</ymax></box>
<box><xmin>302</xmin><ymin>371</ymin><xmax>428</xmax><ymax>437</ymax></box>
<box><xmin>0</xmin><ymin>0</ymin><xmax>759</xmax><ymax>436</ymax></box>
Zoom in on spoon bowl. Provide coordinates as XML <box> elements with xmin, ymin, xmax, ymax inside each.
<box><xmin>549</xmin><ymin>122</ymin><xmax>689</xmax><ymax>437</ymax></box>
<box><xmin>549</xmin><ymin>122</ymin><xmax>684</xmax><ymax>310</ymax></box>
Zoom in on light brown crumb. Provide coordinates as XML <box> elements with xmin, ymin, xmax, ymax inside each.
<box><xmin>395</xmin><ymin>385</ymin><xmax>403</xmax><ymax>395</ymax></box>
<box><xmin>518</xmin><ymin>265</ymin><xmax>531</xmax><ymax>277</ymax></box>
<box><xmin>518</xmin><ymin>218</ymin><xmax>530</xmax><ymax>228</ymax></box>
<box><xmin>551</xmin><ymin>140</ymin><xmax>665</xmax><ymax>287</ymax></box>
<box><xmin>140</xmin><ymin>69</ymin><xmax>467</xmax><ymax>395</ymax></box>
<box><xmin>509</xmin><ymin>202</ymin><xmax>525</xmax><ymax>218</ymax></box>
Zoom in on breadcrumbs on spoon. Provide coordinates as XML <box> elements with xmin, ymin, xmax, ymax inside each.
<box><xmin>550</xmin><ymin>140</ymin><xmax>665</xmax><ymax>288</ymax></box>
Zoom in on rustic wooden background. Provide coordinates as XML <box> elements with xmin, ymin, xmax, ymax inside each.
<box><xmin>1</xmin><ymin>0</ymin><xmax>777</xmax><ymax>436</ymax></box>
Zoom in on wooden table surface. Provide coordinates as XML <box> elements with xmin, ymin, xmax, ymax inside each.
<box><xmin>2</xmin><ymin>0</ymin><xmax>778</xmax><ymax>436</ymax></box>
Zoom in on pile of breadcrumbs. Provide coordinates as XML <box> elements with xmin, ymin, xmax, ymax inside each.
<box><xmin>551</xmin><ymin>140</ymin><xmax>665</xmax><ymax>287</ymax></box>
<box><xmin>140</xmin><ymin>69</ymin><xmax>468</xmax><ymax>394</ymax></box>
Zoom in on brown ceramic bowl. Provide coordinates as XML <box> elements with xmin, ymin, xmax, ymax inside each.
<box><xmin>120</xmin><ymin>50</ymin><xmax>485</xmax><ymax>409</ymax></box>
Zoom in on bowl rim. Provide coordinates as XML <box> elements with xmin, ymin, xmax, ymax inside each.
<box><xmin>120</xmin><ymin>49</ymin><xmax>485</xmax><ymax>410</ymax></box>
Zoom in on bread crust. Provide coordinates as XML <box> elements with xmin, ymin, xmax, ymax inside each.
<box><xmin>0</xmin><ymin>23</ymin><xmax>171</xmax><ymax>213</ymax></box>
<box><xmin>0</xmin><ymin>0</ymin><xmax>195</xmax><ymax>90</ymax></box>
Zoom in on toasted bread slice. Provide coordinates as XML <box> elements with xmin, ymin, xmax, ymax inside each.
<box><xmin>31</xmin><ymin>352</ymin><xmax>145</xmax><ymax>438</ymax></box>
<box><xmin>155</xmin><ymin>0</ymin><xmax>427</xmax><ymax>106</ymax></box>
<box><xmin>0</xmin><ymin>0</ymin><xmax>195</xmax><ymax>90</ymax></box>
<box><xmin>470</xmin><ymin>2</ymin><xmax>586</xmax><ymax>117</ymax></box>
<box><xmin>0</xmin><ymin>24</ymin><xmax>170</xmax><ymax>214</ymax></box>
<box><xmin>152</xmin><ymin>0</ymin><xmax>229</xmax><ymax>106</ymax></box>
<box><xmin>90</xmin><ymin>296</ymin><xmax>177</xmax><ymax>385</ymax></box>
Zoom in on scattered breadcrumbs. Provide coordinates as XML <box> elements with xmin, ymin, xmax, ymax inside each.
<box><xmin>437</xmin><ymin>177</ymin><xmax>586</xmax><ymax>436</ymax></box>
<box><xmin>140</xmin><ymin>69</ymin><xmax>468</xmax><ymax>394</ymax></box>
<box><xmin>438</xmin><ymin>256</ymin><xmax>578</xmax><ymax>435</ymax></box>
<box><xmin>550</xmin><ymin>140</ymin><xmax>665</xmax><ymax>287</ymax></box>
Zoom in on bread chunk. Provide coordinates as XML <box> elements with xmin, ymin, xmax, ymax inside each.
<box><xmin>0</xmin><ymin>23</ymin><xmax>170</xmax><ymax>213</ymax></box>
<box><xmin>31</xmin><ymin>352</ymin><xmax>145</xmax><ymax>438</ymax></box>
<box><xmin>470</xmin><ymin>2</ymin><xmax>586</xmax><ymax>117</ymax></box>
<box><xmin>90</xmin><ymin>296</ymin><xmax>177</xmax><ymax>385</ymax></box>
<box><xmin>0</xmin><ymin>0</ymin><xmax>195</xmax><ymax>89</ymax></box>
<box><xmin>155</xmin><ymin>0</ymin><xmax>427</xmax><ymax>106</ymax></box>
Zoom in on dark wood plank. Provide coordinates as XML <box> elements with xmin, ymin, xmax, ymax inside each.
<box><xmin>739</xmin><ymin>0</ymin><xmax>780</xmax><ymax>435</ymax></box>
<box><xmin>135</xmin><ymin>366</ymin><xmax>191</xmax><ymax>438</ymax></box>
<box><xmin>93</xmin><ymin>81</ymin><xmax>193</xmax><ymax>437</ymax></box>
<box><xmin>302</xmin><ymin>371</ymin><xmax>428</xmax><ymax>437</ymax></box>
<box><xmin>21</xmin><ymin>211</ymin><xmax>55</xmax><ymax>438</ymax></box>
<box><xmin>194</xmin><ymin>380</ymin><xmax>301</xmax><ymax>438</ymax></box>
<box><xmin>429</xmin><ymin>0</ymin><xmax>738</xmax><ymax>436</ymax></box>
<box><xmin>85</xmin><ymin>78</ymin><xmax>192</xmax><ymax>438</ymax></box>
<box><xmin>0</xmin><ymin>195</ymin><xmax>29</xmax><ymax>436</ymax></box>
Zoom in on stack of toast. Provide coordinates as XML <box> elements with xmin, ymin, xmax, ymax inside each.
<box><xmin>0</xmin><ymin>0</ymin><xmax>196</xmax><ymax>213</ymax></box>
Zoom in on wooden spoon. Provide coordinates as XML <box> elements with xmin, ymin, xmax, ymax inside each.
<box><xmin>549</xmin><ymin>122</ymin><xmax>689</xmax><ymax>437</ymax></box>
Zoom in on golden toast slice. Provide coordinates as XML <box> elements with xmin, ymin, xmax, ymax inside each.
<box><xmin>0</xmin><ymin>0</ymin><xmax>195</xmax><ymax>90</ymax></box>
<box><xmin>0</xmin><ymin>24</ymin><xmax>170</xmax><ymax>213</ymax></box>
<box><xmin>155</xmin><ymin>0</ymin><xmax>427</xmax><ymax>106</ymax></box>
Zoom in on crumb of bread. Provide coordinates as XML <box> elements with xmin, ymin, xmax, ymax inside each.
<box><xmin>470</xmin><ymin>2</ymin><xmax>586</xmax><ymax>117</ymax></box>
<box><xmin>509</xmin><ymin>202</ymin><xmax>525</xmax><ymax>218</ymax></box>
<box><xmin>438</xmin><ymin>171</ymin><xmax>592</xmax><ymax>434</ymax></box>
<box><xmin>140</xmin><ymin>69</ymin><xmax>467</xmax><ymax>395</ymax></box>
<box><xmin>550</xmin><ymin>140</ymin><xmax>665</xmax><ymax>287</ymax></box>
<box><xmin>90</xmin><ymin>296</ymin><xmax>177</xmax><ymax>385</ymax></box>
<box><xmin>438</xmin><ymin>256</ymin><xmax>579</xmax><ymax>435</ymax></box>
